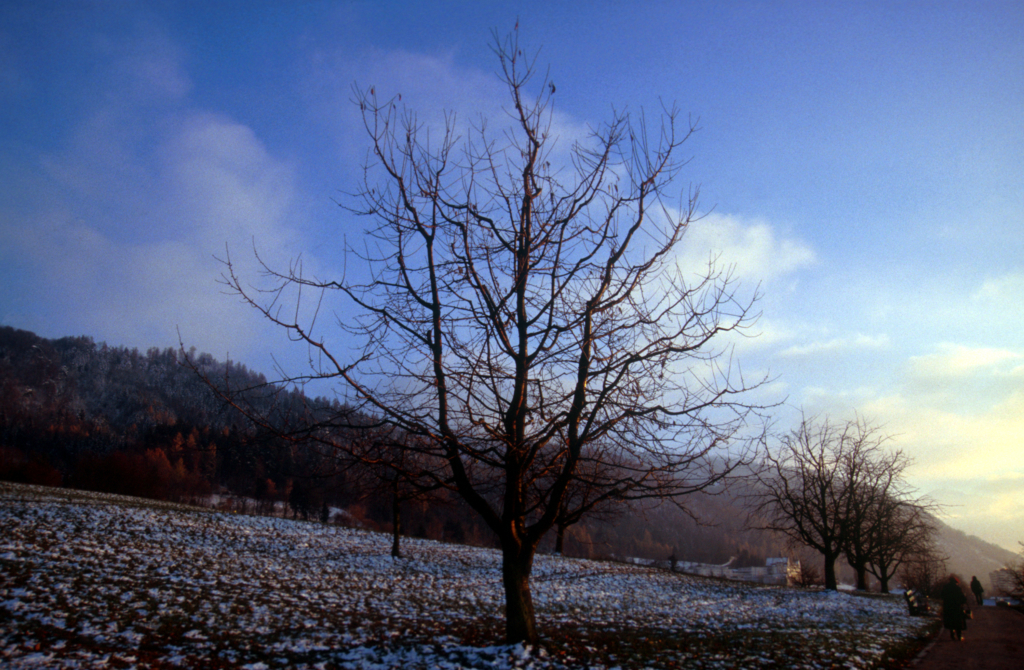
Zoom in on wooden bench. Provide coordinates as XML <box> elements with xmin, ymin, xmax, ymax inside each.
<box><xmin>904</xmin><ymin>589</ymin><xmax>931</xmax><ymax>615</ymax></box>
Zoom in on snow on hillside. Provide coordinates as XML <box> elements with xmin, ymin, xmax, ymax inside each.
<box><xmin>1</xmin><ymin>482</ymin><xmax>934</xmax><ymax>669</ymax></box>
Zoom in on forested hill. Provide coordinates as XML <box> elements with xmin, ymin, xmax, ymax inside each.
<box><xmin>0</xmin><ymin>325</ymin><xmax>339</xmax><ymax>500</ymax></box>
<box><xmin>1</xmin><ymin>325</ymin><xmax>257</xmax><ymax>438</ymax></box>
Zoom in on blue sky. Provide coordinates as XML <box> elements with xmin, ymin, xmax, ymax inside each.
<box><xmin>1</xmin><ymin>0</ymin><xmax>1022</xmax><ymax>554</ymax></box>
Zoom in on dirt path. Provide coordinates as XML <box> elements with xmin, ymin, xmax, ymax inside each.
<box><xmin>912</xmin><ymin>605</ymin><xmax>1024</xmax><ymax>670</ymax></box>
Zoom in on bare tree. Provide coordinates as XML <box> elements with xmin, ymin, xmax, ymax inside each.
<box><xmin>864</xmin><ymin>497</ymin><xmax>936</xmax><ymax>593</ymax></box>
<box><xmin>749</xmin><ymin>417</ymin><xmax>933</xmax><ymax>594</ymax></box>
<box><xmin>997</xmin><ymin>542</ymin><xmax>1024</xmax><ymax>597</ymax></box>
<box><xmin>751</xmin><ymin>415</ymin><xmax>933</xmax><ymax>592</ymax></box>
<box><xmin>550</xmin><ymin>451</ymin><xmax>628</xmax><ymax>556</ymax></box>
<box><xmin>837</xmin><ymin>421</ymin><xmax>930</xmax><ymax>591</ymax></box>
<box><xmin>898</xmin><ymin>538</ymin><xmax>948</xmax><ymax>596</ymax></box>
<box><xmin>792</xmin><ymin>560</ymin><xmax>823</xmax><ymax>588</ymax></box>
<box><xmin>213</xmin><ymin>28</ymin><xmax>767</xmax><ymax>644</ymax></box>
<box><xmin>750</xmin><ymin>416</ymin><xmax>854</xmax><ymax>590</ymax></box>
<box><xmin>350</xmin><ymin>426</ymin><xmax>445</xmax><ymax>558</ymax></box>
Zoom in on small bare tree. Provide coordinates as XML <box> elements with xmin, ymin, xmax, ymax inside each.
<box><xmin>750</xmin><ymin>416</ymin><xmax>855</xmax><ymax>590</ymax></box>
<box><xmin>750</xmin><ymin>415</ymin><xmax>928</xmax><ymax>591</ymax></box>
<box><xmin>998</xmin><ymin>542</ymin><xmax>1024</xmax><ymax>597</ymax></box>
<box><xmin>348</xmin><ymin>426</ymin><xmax>445</xmax><ymax>558</ymax></box>
<box><xmin>211</xmin><ymin>28</ymin><xmax>768</xmax><ymax>643</ymax></box>
<box><xmin>792</xmin><ymin>561</ymin><xmax>823</xmax><ymax>588</ymax></box>
<box><xmin>898</xmin><ymin>538</ymin><xmax>948</xmax><ymax>596</ymax></box>
<box><xmin>546</xmin><ymin>442</ymin><xmax>633</xmax><ymax>555</ymax></box>
<box><xmin>864</xmin><ymin>496</ymin><xmax>936</xmax><ymax>592</ymax></box>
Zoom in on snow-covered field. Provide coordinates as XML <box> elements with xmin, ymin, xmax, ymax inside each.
<box><xmin>1</xmin><ymin>482</ymin><xmax>935</xmax><ymax>669</ymax></box>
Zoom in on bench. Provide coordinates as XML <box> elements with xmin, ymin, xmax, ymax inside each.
<box><xmin>904</xmin><ymin>589</ymin><xmax>931</xmax><ymax>615</ymax></box>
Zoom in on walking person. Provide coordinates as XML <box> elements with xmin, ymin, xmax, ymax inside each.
<box><xmin>940</xmin><ymin>576</ymin><xmax>969</xmax><ymax>641</ymax></box>
<box><xmin>970</xmin><ymin>575</ymin><xmax>984</xmax><ymax>606</ymax></box>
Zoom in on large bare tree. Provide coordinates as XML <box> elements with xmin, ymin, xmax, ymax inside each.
<box><xmin>214</xmin><ymin>29</ymin><xmax>767</xmax><ymax>643</ymax></box>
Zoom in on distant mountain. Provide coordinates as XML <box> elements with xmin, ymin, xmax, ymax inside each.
<box><xmin>932</xmin><ymin>522</ymin><xmax>1018</xmax><ymax>593</ymax></box>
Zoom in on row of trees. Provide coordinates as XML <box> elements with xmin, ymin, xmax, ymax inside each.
<box><xmin>751</xmin><ymin>415</ymin><xmax>938</xmax><ymax>592</ymax></box>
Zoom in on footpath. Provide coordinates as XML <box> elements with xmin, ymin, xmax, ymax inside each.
<box><xmin>912</xmin><ymin>605</ymin><xmax>1024</xmax><ymax>670</ymax></box>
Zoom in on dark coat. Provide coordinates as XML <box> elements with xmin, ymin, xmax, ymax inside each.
<box><xmin>970</xmin><ymin>577</ymin><xmax>984</xmax><ymax>595</ymax></box>
<box><xmin>940</xmin><ymin>579</ymin><xmax>968</xmax><ymax>631</ymax></box>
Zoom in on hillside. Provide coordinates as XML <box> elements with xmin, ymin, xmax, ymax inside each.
<box><xmin>587</xmin><ymin>493</ymin><xmax>1019</xmax><ymax>595</ymax></box>
<box><xmin>2</xmin><ymin>326</ymin><xmax>1015</xmax><ymax>592</ymax></box>
<box><xmin>933</xmin><ymin>524</ymin><xmax>1019</xmax><ymax>593</ymax></box>
<box><xmin>1</xmin><ymin>482</ymin><xmax>935</xmax><ymax>669</ymax></box>
<box><xmin>0</xmin><ymin>325</ymin><xmax>368</xmax><ymax>519</ymax></box>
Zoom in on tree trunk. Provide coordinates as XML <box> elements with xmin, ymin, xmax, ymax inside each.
<box><xmin>854</xmin><ymin>563</ymin><xmax>868</xmax><ymax>591</ymax></box>
<box><xmin>554</xmin><ymin>523</ymin><xmax>565</xmax><ymax>555</ymax></box>
<box><xmin>823</xmin><ymin>551</ymin><xmax>838</xmax><ymax>590</ymax></box>
<box><xmin>501</xmin><ymin>546</ymin><xmax>538</xmax><ymax>644</ymax></box>
<box><xmin>874</xmin><ymin>558</ymin><xmax>892</xmax><ymax>593</ymax></box>
<box><xmin>390</xmin><ymin>479</ymin><xmax>402</xmax><ymax>559</ymax></box>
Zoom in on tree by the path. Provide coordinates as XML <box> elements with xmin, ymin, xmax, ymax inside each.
<box><xmin>751</xmin><ymin>415</ymin><xmax>934</xmax><ymax>592</ymax></box>
<box><xmin>838</xmin><ymin>423</ymin><xmax>923</xmax><ymax>591</ymax></box>
<box><xmin>998</xmin><ymin>542</ymin><xmax>1024</xmax><ymax>597</ymax></box>
<box><xmin>750</xmin><ymin>416</ymin><xmax>854</xmax><ymax>590</ymax></box>
<box><xmin>864</xmin><ymin>494</ymin><xmax>936</xmax><ymax>592</ymax></box>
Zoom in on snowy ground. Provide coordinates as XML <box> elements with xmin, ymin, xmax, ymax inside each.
<box><xmin>1</xmin><ymin>482</ymin><xmax>935</xmax><ymax>669</ymax></box>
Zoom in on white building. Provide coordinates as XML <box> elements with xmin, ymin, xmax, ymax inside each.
<box><xmin>622</xmin><ymin>555</ymin><xmax>801</xmax><ymax>586</ymax></box>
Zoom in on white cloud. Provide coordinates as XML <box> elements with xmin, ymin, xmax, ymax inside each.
<box><xmin>160</xmin><ymin>112</ymin><xmax>299</xmax><ymax>252</ymax></box>
<box><xmin>0</xmin><ymin>21</ymin><xmax>308</xmax><ymax>367</ymax></box>
<box><xmin>675</xmin><ymin>213</ymin><xmax>816</xmax><ymax>284</ymax></box>
<box><xmin>971</xmin><ymin>271</ymin><xmax>1024</xmax><ymax>303</ymax></box>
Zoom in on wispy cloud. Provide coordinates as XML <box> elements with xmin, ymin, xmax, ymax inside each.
<box><xmin>305</xmin><ymin>44</ymin><xmax>594</xmax><ymax>189</ymax></box>
<box><xmin>675</xmin><ymin>213</ymin><xmax>816</xmax><ymax>284</ymax></box>
<box><xmin>0</xmin><ymin>21</ymin><xmax>306</xmax><ymax>364</ymax></box>
<box><xmin>778</xmin><ymin>333</ymin><xmax>890</xmax><ymax>358</ymax></box>
<box><xmin>104</xmin><ymin>20</ymin><xmax>192</xmax><ymax>103</ymax></box>
<box><xmin>908</xmin><ymin>343</ymin><xmax>1022</xmax><ymax>378</ymax></box>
